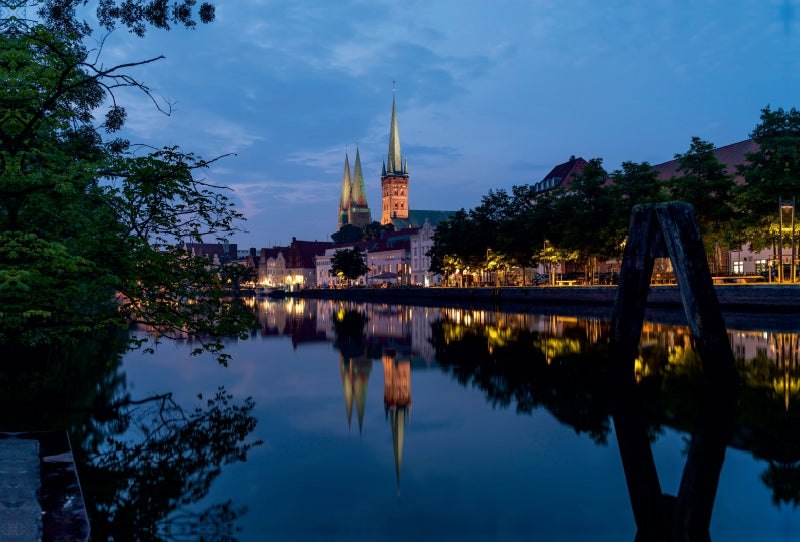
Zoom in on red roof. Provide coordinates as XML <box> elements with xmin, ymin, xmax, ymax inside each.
<box><xmin>535</xmin><ymin>156</ymin><xmax>588</xmax><ymax>192</ymax></box>
<box><xmin>286</xmin><ymin>239</ymin><xmax>334</xmax><ymax>269</ymax></box>
<box><xmin>652</xmin><ymin>139</ymin><xmax>758</xmax><ymax>184</ymax></box>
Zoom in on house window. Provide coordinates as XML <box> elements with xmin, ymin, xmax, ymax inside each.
<box><xmin>733</xmin><ymin>261</ymin><xmax>744</xmax><ymax>274</ymax></box>
<box><xmin>755</xmin><ymin>259</ymin><xmax>767</xmax><ymax>273</ymax></box>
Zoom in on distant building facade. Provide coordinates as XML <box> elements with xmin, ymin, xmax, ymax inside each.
<box><xmin>247</xmin><ymin>238</ymin><xmax>332</xmax><ymax>289</ymax></box>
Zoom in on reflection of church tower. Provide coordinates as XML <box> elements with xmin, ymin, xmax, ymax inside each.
<box><xmin>383</xmin><ymin>351</ymin><xmax>411</xmax><ymax>489</ymax></box>
<box><xmin>340</xmin><ymin>352</ymin><xmax>372</xmax><ymax>433</ymax></box>
<box><xmin>338</xmin><ymin>153</ymin><xmax>352</xmax><ymax>230</ymax></box>
<box><xmin>380</xmin><ymin>89</ymin><xmax>409</xmax><ymax>225</ymax></box>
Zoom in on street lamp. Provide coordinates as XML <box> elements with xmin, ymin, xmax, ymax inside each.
<box><xmin>779</xmin><ymin>197</ymin><xmax>796</xmax><ymax>283</ymax></box>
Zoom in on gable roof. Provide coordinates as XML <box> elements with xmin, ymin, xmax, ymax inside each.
<box><xmin>533</xmin><ymin>156</ymin><xmax>588</xmax><ymax>193</ymax></box>
<box><xmin>652</xmin><ymin>139</ymin><xmax>758</xmax><ymax>184</ymax></box>
<box><xmin>286</xmin><ymin>239</ymin><xmax>334</xmax><ymax>269</ymax></box>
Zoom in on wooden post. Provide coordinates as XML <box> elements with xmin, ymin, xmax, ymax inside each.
<box><xmin>609</xmin><ymin>202</ymin><xmax>739</xmax><ymax>541</ymax></box>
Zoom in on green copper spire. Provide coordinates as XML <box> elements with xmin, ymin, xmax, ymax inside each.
<box><xmin>386</xmin><ymin>91</ymin><xmax>403</xmax><ymax>175</ymax></box>
<box><xmin>351</xmin><ymin>148</ymin><xmax>368</xmax><ymax>207</ymax></box>
<box><xmin>340</xmin><ymin>152</ymin><xmax>352</xmax><ymax>211</ymax></box>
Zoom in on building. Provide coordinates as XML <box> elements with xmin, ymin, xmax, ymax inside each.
<box><xmin>182</xmin><ymin>241</ymin><xmax>238</xmax><ymax>266</ymax></box>
<box><xmin>652</xmin><ymin>139</ymin><xmax>773</xmax><ymax>277</ymax></box>
<box><xmin>314</xmin><ymin>242</ymin><xmax>366</xmax><ymax>288</ymax></box>
<box><xmin>365</xmin><ymin>228</ymin><xmax>416</xmax><ymax>286</ymax></box>
<box><xmin>250</xmin><ymin>238</ymin><xmax>332</xmax><ymax>289</ymax></box>
<box><xmin>326</xmin><ymin>89</ymin><xmax>455</xmax><ymax>285</ymax></box>
<box><xmin>532</xmin><ymin>155</ymin><xmax>589</xmax><ymax>194</ymax></box>
<box><xmin>380</xmin><ymin>90</ymin><xmax>410</xmax><ymax>225</ymax></box>
<box><xmin>338</xmin><ymin>149</ymin><xmax>372</xmax><ymax>230</ymax></box>
<box><xmin>410</xmin><ymin>218</ymin><xmax>437</xmax><ymax>286</ymax></box>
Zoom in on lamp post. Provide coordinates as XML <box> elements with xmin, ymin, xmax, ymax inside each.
<box><xmin>779</xmin><ymin>197</ymin><xmax>796</xmax><ymax>283</ymax></box>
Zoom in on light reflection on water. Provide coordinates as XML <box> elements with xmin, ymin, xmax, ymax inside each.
<box><xmin>124</xmin><ymin>298</ymin><xmax>800</xmax><ymax>541</ymax></box>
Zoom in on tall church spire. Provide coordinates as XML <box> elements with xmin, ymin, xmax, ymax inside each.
<box><xmin>338</xmin><ymin>152</ymin><xmax>352</xmax><ymax>230</ymax></box>
<box><xmin>351</xmin><ymin>148</ymin><xmax>368</xmax><ymax>207</ymax></box>
<box><xmin>386</xmin><ymin>90</ymin><xmax>403</xmax><ymax>175</ymax></box>
<box><xmin>380</xmin><ymin>87</ymin><xmax>410</xmax><ymax>225</ymax></box>
<box><xmin>348</xmin><ymin>148</ymin><xmax>372</xmax><ymax>228</ymax></box>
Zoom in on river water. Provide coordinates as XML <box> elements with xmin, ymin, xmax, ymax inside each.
<box><xmin>112</xmin><ymin>297</ymin><xmax>800</xmax><ymax>541</ymax></box>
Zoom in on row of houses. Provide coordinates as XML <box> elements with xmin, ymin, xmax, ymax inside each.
<box><xmin>186</xmin><ymin>217</ymin><xmax>440</xmax><ymax>290</ymax></box>
<box><xmin>315</xmin><ymin>218</ymin><xmax>438</xmax><ymax>288</ymax></box>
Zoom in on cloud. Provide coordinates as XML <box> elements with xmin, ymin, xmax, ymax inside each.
<box><xmin>226</xmin><ymin>176</ymin><xmax>336</xmax><ymax>220</ymax></box>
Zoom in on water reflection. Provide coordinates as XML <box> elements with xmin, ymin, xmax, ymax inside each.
<box><xmin>244</xmin><ymin>298</ymin><xmax>800</xmax><ymax>535</ymax></box>
<box><xmin>0</xmin><ymin>337</ymin><xmax>260</xmax><ymax>541</ymax></box>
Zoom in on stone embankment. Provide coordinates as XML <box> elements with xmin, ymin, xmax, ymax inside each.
<box><xmin>291</xmin><ymin>284</ymin><xmax>800</xmax><ymax>313</ymax></box>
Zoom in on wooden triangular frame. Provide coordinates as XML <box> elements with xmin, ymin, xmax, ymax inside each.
<box><xmin>608</xmin><ymin>202</ymin><xmax>738</xmax><ymax>540</ymax></box>
<box><xmin>610</xmin><ymin>202</ymin><xmax>736</xmax><ymax>378</ymax></box>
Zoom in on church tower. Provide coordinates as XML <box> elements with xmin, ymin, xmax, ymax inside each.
<box><xmin>338</xmin><ymin>153</ymin><xmax>352</xmax><ymax>230</ymax></box>
<box><xmin>348</xmin><ymin>148</ymin><xmax>372</xmax><ymax>228</ymax></box>
<box><xmin>380</xmin><ymin>90</ymin><xmax>409</xmax><ymax>225</ymax></box>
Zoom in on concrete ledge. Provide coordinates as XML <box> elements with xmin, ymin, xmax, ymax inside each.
<box><xmin>0</xmin><ymin>432</ymin><xmax>90</xmax><ymax>542</ymax></box>
<box><xmin>292</xmin><ymin>284</ymin><xmax>800</xmax><ymax>312</ymax></box>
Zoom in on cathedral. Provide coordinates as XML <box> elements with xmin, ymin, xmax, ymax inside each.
<box><xmin>337</xmin><ymin>148</ymin><xmax>372</xmax><ymax>229</ymax></box>
<box><xmin>380</xmin><ymin>91</ymin><xmax>409</xmax><ymax>225</ymax></box>
<box><xmin>337</xmin><ymin>90</ymin><xmax>453</xmax><ymax>233</ymax></box>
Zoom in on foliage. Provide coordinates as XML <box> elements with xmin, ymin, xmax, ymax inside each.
<box><xmin>332</xmin><ymin>221</ymin><xmax>394</xmax><ymax>244</ymax></box>
<box><xmin>608</xmin><ymin>160</ymin><xmax>666</xmax><ymax>249</ymax></box>
<box><xmin>85</xmin><ymin>387</ymin><xmax>260</xmax><ymax>540</ymax></box>
<box><xmin>552</xmin><ymin>158</ymin><xmax>619</xmax><ymax>262</ymax></box>
<box><xmin>0</xmin><ymin>3</ymin><xmax>254</xmax><ymax>363</ymax></box>
<box><xmin>427</xmin><ymin>209</ymin><xmax>474</xmax><ymax>278</ymax></box>
<box><xmin>735</xmin><ymin>106</ymin><xmax>800</xmax><ymax>251</ymax></box>
<box><xmin>0</xmin><ymin>332</ymin><xmax>261</xmax><ymax>541</ymax></box>
<box><xmin>330</xmin><ymin>247</ymin><xmax>368</xmax><ymax>284</ymax></box>
<box><xmin>331</xmin><ymin>224</ymin><xmax>363</xmax><ymax>244</ymax></box>
<box><xmin>35</xmin><ymin>0</ymin><xmax>215</xmax><ymax>37</ymax></box>
<box><xmin>362</xmin><ymin>220</ymin><xmax>394</xmax><ymax>241</ymax></box>
<box><xmin>671</xmin><ymin>137</ymin><xmax>738</xmax><ymax>251</ymax></box>
<box><xmin>426</xmin><ymin>111</ymin><xmax>800</xmax><ymax>280</ymax></box>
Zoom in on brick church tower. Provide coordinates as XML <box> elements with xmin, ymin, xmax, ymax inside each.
<box><xmin>380</xmin><ymin>90</ymin><xmax>409</xmax><ymax>225</ymax></box>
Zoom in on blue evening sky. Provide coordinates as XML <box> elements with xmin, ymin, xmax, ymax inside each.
<box><xmin>102</xmin><ymin>0</ymin><xmax>800</xmax><ymax>249</ymax></box>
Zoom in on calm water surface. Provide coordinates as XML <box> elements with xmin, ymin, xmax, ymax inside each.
<box><xmin>119</xmin><ymin>298</ymin><xmax>800</xmax><ymax>541</ymax></box>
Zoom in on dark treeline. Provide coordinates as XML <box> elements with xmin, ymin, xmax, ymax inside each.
<box><xmin>429</xmin><ymin>107</ymin><xmax>800</xmax><ymax>285</ymax></box>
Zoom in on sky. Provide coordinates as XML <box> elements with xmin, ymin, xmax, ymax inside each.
<box><xmin>98</xmin><ymin>0</ymin><xmax>800</xmax><ymax>249</ymax></box>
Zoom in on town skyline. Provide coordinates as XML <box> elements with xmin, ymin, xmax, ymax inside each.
<box><xmin>105</xmin><ymin>1</ymin><xmax>800</xmax><ymax>248</ymax></box>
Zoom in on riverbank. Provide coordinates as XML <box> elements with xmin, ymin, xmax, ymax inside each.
<box><xmin>290</xmin><ymin>284</ymin><xmax>800</xmax><ymax>313</ymax></box>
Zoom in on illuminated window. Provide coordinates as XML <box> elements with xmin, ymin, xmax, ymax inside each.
<box><xmin>755</xmin><ymin>259</ymin><xmax>767</xmax><ymax>273</ymax></box>
<box><xmin>733</xmin><ymin>261</ymin><xmax>744</xmax><ymax>274</ymax></box>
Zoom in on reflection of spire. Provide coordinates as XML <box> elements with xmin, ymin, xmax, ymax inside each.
<box><xmin>353</xmin><ymin>354</ymin><xmax>371</xmax><ymax>433</ymax></box>
<box><xmin>387</xmin><ymin>404</ymin><xmax>409</xmax><ymax>488</ymax></box>
<box><xmin>383</xmin><ymin>351</ymin><xmax>411</xmax><ymax>489</ymax></box>
<box><xmin>340</xmin><ymin>355</ymin><xmax>354</xmax><ymax>429</ymax></box>
<box><xmin>340</xmin><ymin>353</ymin><xmax>372</xmax><ymax>434</ymax></box>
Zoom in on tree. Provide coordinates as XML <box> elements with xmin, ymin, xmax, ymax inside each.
<box><xmin>362</xmin><ymin>220</ymin><xmax>394</xmax><ymax>241</ymax></box>
<box><xmin>553</xmin><ymin>158</ymin><xmax>617</xmax><ymax>275</ymax></box>
<box><xmin>331</xmin><ymin>224</ymin><xmax>364</xmax><ymax>244</ymax></box>
<box><xmin>330</xmin><ymin>247</ymin><xmax>368</xmax><ymax>286</ymax></box>
<box><xmin>497</xmin><ymin>185</ymin><xmax>540</xmax><ymax>285</ymax></box>
<box><xmin>670</xmin><ymin>137</ymin><xmax>738</xmax><ymax>255</ymax></box>
<box><xmin>609</xmin><ymin>161</ymin><xmax>666</xmax><ymax>252</ymax></box>
<box><xmin>734</xmin><ymin>106</ymin><xmax>800</xmax><ymax>251</ymax></box>
<box><xmin>427</xmin><ymin>209</ymin><xmax>479</xmax><ymax>285</ymax></box>
<box><xmin>0</xmin><ymin>4</ymin><xmax>253</xmax><ymax>364</ymax></box>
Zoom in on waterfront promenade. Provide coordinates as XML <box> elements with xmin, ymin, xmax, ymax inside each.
<box><xmin>290</xmin><ymin>284</ymin><xmax>800</xmax><ymax>313</ymax></box>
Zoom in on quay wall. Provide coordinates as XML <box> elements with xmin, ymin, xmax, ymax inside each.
<box><xmin>290</xmin><ymin>285</ymin><xmax>800</xmax><ymax>313</ymax></box>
